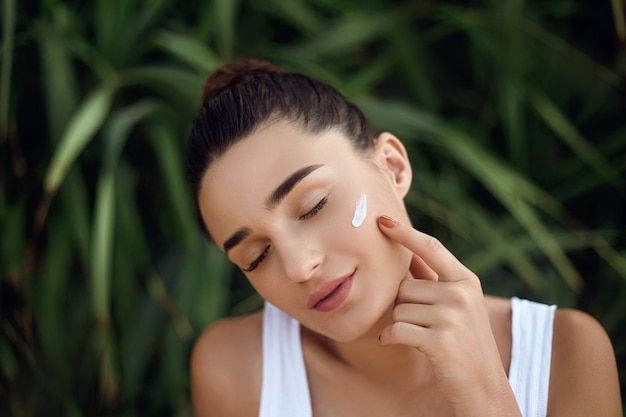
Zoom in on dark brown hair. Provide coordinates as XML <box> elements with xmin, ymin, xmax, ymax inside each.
<box><xmin>186</xmin><ymin>59</ymin><xmax>375</xmax><ymax>211</ymax></box>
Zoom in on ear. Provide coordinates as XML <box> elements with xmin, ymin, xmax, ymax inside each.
<box><xmin>373</xmin><ymin>132</ymin><xmax>412</xmax><ymax>198</ymax></box>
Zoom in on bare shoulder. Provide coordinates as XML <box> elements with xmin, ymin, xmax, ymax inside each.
<box><xmin>548</xmin><ymin>308</ymin><xmax>622</xmax><ymax>416</ymax></box>
<box><xmin>190</xmin><ymin>310</ymin><xmax>264</xmax><ymax>417</ymax></box>
<box><xmin>484</xmin><ymin>296</ymin><xmax>622</xmax><ymax>415</ymax></box>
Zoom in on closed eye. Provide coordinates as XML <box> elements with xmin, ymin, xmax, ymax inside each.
<box><xmin>244</xmin><ymin>196</ymin><xmax>329</xmax><ymax>272</ymax></box>
<box><xmin>243</xmin><ymin>245</ymin><xmax>270</xmax><ymax>272</ymax></box>
<box><xmin>299</xmin><ymin>196</ymin><xmax>328</xmax><ymax>220</ymax></box>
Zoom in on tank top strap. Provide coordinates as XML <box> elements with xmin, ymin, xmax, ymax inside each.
<box><xmin>260</xmin><ymin>298</ymin><xmax>556</xmax><ymax>417</ymax></box>
<box><xmin>259</xmin><ymin>302</ymin><xmax>312</xmax><ymax>417</ymax></box>
<box><xmin>508</xmin><ymin>297</ymin><xmax>556</xmax><ymax>417</ymax></box>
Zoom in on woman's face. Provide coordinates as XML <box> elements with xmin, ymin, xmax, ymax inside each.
<box><xmin>198</xmin><ymin>120</ymin><xmax>413</xmax><ymax>342</ymax></box>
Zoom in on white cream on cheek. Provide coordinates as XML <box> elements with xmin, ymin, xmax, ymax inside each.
<box><xmin>351</xmin><ymin>194</ymin><xmax>367</xmax><ymax>227</ymax></box>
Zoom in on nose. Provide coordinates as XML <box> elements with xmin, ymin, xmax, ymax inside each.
<box><xmin>276</xmin><ymin>237</ymin><xmax>324</xmax><ymax>283</ymax></box>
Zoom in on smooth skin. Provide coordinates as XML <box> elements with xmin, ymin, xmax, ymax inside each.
<box><xmin>191</xmin><ymin>121</ymin><xmax>622</xmax><ymax>417</ymax></box>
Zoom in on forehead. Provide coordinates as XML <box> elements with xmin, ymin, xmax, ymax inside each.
<box><xmin>198</xmin><ymin>121</ymin><xmax>359</xmax><ymax>241</ymax></box>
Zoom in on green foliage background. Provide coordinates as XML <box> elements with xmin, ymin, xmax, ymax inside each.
<box><xmin>1</xmin><ymin>0</ymin><xmax>625</xmax><ymax>415</ymax></box>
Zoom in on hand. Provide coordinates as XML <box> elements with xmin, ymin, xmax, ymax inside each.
<box><xmin>377</xmin><ymin>215</ymin><xmax>522</xmax><ymax>416</ymax></box>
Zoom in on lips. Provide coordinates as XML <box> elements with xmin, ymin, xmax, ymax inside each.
<box><xmin>307</xmin><ymin>272</ymin><xmax>354</xmax><ymax>312</ymax></box>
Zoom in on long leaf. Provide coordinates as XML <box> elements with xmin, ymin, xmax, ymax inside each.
<box><xmin>122</xmin><ymin>66</ymin><xmax>204</xmax><ymax>114</ymax></box>
<box><xmin>35</xmin><ymin>217</ymin><xmax>72</xmax><ymax>374</ymax></box>
<box><xmin>147</xmin><ymin>123</ymin><xmax>197</xmax><ymax>252</ymax></box>
<box><xmin>91</xmin><ymin>100</ymin><xmax>164</xmax><ymax>403</ymax></box>
<box><xmin>92</xmin><ymin>100</ymin><xmax>163</xmax><ymax>319</ymax></box>
<box><xmin>611</xmin><ymin>0</ymin><xmax>626</xmax><ymax>42</ymax></box>
<box><xmin>212</xmin><ymin>0</ymin><xmax>240</xmax><ymax>60</ymax></box>
<box><xmin>264</xmin><ymin>0</ymin><xmax>322</xmax><ymax>33</ymax></box>
<box><xmin>154</xmin><ymin>30</ymin><xmax>221</xmax><ymax>74</ymax></box>
<box><xmin>36</xmin><ymin>22</ymin><xmax>80</xmax><ymax>144</ymax></box>
<box><xmin>91</xmin><ymin>172</ymin><xmax>116</xmax><ymax>327</ymax></box>
<box><xmin>44</xmin><ymin>86</ymin><xmax>115</xmax><ymax>194</ymax></box>
<box><xmin>405</xmin><ymin>178</ymin><xmax>547</xmax><ymax>293</ymax></box>
<box><xmin>529</xmin><ymin>89</ymin><xmax>624</xmax><ymax>189</ymax></box>
<box><xmin>438</xmin><ymin>125</ymin><xmax>584</xmax><ymax>291</ymax></box>
<box><xmin>0</xmin><ymin>0</ymin><xmax>15</xmax><ymax>145</ymax></box>
<box><xmin>284</xmin><ymin>11</ymin><xmax>398</xmax><ymax>59</ymax></box>
<box><xmin>388</xmin><ymin>27</ymin><xmax>441</xmax><ymax>111</ymax></box>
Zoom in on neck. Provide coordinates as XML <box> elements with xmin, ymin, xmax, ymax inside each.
<box><xmin>322</xmin><ymin>306</ymin><xmax>432</xmax><ymax>389</ymax></box>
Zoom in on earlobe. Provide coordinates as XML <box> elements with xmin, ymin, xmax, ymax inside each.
<box><xmin>373</xmin><ymin>132</ymin><xmax>413</xmax><ymax>198</ymax></box>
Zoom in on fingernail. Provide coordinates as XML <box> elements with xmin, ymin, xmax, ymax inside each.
<box><xmin>378</xmin><ymin>215</ymin><xmax>397</xmax><ymax>228</ymax></box>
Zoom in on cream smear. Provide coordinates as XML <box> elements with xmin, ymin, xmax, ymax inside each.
<box><xmin>351</xmin><ymin>194</ymin><xmax>367</xmax><ymax>227</ymax></box>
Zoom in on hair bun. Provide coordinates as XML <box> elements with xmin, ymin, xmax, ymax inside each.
<box><xmin>202</xmin><ymin>59</ymin><xmax>284</xmax><ymax>103</ymax></box>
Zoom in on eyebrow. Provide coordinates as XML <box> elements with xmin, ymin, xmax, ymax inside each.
<box><xmin>222</xmin><ymin>164</ymin><xmax>324</xmax><ymax>254</ymax></box>
<box><xmin>266</xmin><ymin>164</ymin><xmax>324</xmax><ymax>210</ymax></box>
<box><xmin>223</xmin><ymin>227</ymin><xmax>251</xmax><ymax>254</ymax></box>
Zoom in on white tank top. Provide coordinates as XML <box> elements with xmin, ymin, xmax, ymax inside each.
<box><xmin>259</xmin><ymin>297</ymin><xmax>555</xmax><ymax>417</ymax></box>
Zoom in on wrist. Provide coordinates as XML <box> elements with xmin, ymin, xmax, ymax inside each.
<box><xmin>451</xmin><ymin>378</ymin><xmax>522</xmax><ymax>417</ymax></box>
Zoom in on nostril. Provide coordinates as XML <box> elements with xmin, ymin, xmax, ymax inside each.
<box><xmin>277</xmin><ymin>238</ymin><xmax>324</xmax><ymax>282</ymax></box>
<box><xmin>284</xmin><ymin>254</ymin><xmax>323</xmax><ymax>282</ymax></box>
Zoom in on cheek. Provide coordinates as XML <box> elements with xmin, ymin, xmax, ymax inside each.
<box><xmin>351</xmin><ymin>194</ymin><xmax>368</xmax><ymax>227</ymax></box>
<box><xmin>328</xmin><ymin>191</ymin><xmax>408</xmax><ymax>259</ymax></box>
<box><xmin>350</xmin><ymin>191</ymin><xmax>412</xmax><ymax>270</ymax></box>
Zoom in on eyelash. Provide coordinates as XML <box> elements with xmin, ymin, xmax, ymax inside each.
<box><xmin>243</xmin><ymin>245</ymin><xmax>270</xmax><ymax>272</ymax></box>
<box><xmin>299</xmin><ymin>196</ymin><xmax>328</xmax><ymax>220</ymax></box>
<box><xmin>244</xmin><ymin>196</ymin><xmax>329</xmax><ymax>272</ymax></box>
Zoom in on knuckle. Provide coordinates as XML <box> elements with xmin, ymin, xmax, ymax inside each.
<box><xmin>425</xmin><ymin>236</ymin><xmax>443</xmax><ymax>252</ymax></box>
<box><xmin>389</xmin><ymin>321</ymin><xmax>408</xmax><ymax>340</ymax></box>
<box><xmin>447</xmin><ymin>285</ymin><xmax>471</xmax><ymax>307</ymax></box>
<box><xmin>468</xmin><ymin>272</ymin><xmax>483</xmax><ymax>290</ymax></box>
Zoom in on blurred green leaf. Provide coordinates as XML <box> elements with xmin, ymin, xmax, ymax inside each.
<box><xmin>190</xmin><ymin>242</ymin><xmax>233</xmax><ymax>330</ymax></box>
<box><xmin>283</xmin><ymin>11</ymin><xmax>398</xmax><ymax>59</ymax></box>
<box><xmin>0</xmin><ymin>0</ymin><xmax>15</xmax><ymax>144</ymax></box>
<box><xmin>90</xmin><ymin>101</ymin><xmax>164</xmax><ymax>405</ymax></box>
<box><xmin>0</xmin><ymin>333</ymin><xmax>17</xmax><ymax>381</ymax></box>
<box><xmin>155</xmin><ymin>30</ymin><xmax>221</xmax><ymax>74</ymax></box>
<box><xmin>406</xmin><ymin>179</ymin><xmax>547</xmax><ymax>293</ymax></box>
<box><xmin>147</xmin><ymin>123</ymin><xmax>197</xmax><ymax>251</ymax></box>
<box><xmin>212</xmin><ymin>0</ymin><xmax>240</xmax><ymax>59</ymax></box>
<box><xmin>6</xmin><ymin>1</ymin><xmax>626</xmax><ymax>415</ymax></box>
<box><xmin>262</xmin><ymin>0</ymin><xmax>322</xmax><ymax>33</ymax></box>
<box><xmin>388</xmin><ymin>27</ymin><xmax>441</xmax><ymax>111</ymax></box>
<box><xmin>1</xmin><ymin>200</ymin><xmax>25</xmax><ymax>284</ymax></box>
<box><xmin>61</xmin><ymin>171</ymin><xmax>92</xmax><ymax>266</ymax></box>
<box><xmin>36</xmin><ymin>21</ymin><xmax>79</xmax><ymax>143</ymax></box>
<box><xmin>34</xmin><ymin>217</ymin><xmax>72</xmax><ymax>372</ymax></box>
<box><xmin>342</xmin><ymin>55</ymin><xmax>391</xmax><ymax>97</ymax></box>
<box><xmin>529</xmin><ymin>89</ymin><xmax>624</xmax><ymax>189</ymax></box>
<box><xmin>122</xmin><ymin>66</ymin><xmax>204</xmax><ymax>114</ymax></box>
<box><xmin>611</xmin><ymin>0</ymin><xmax>626</xmax><ymax>43</ymax></box>
<box><xmin>91</xmin><ymin>170</ymin><xmax>115</xmax><ymax>322</ymax></box>
<box><xmin>44</xmin><ymin>86</ymin><xmax>115</xmax><ymax>193</ymax></box>
<box><xmin>443</xmin><ymin>128</ymin><xmax>584</xmax><ymax>291</ymax></box>
<box><xmin>92</xmin><ymin>100</ymin><xmax>163</xmax><ymax>318</ymax></box>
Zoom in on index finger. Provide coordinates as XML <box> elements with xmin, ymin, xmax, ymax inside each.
<box><xmin>377</xmin><ymin>215</ymin><xmax>470</xmax><ymax>281</ymax></box>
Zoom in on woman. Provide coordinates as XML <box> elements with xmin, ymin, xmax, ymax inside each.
<box><xmin>187</xmin><ymin>60</ymin><xmax>621</xmax><ymax>416</ymax></box>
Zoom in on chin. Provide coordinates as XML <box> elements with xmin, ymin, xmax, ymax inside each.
<box><xmin>326</xmin><ymin>298</ymin><xmax>394</xmax><ymax>344</ymax></box>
